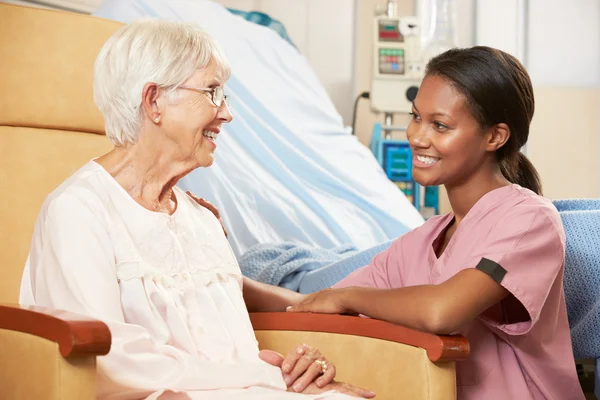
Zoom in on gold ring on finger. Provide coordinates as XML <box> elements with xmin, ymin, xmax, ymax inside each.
<box><xmin>314</xmin><ymin>359</ymin><xmax>327</xmax><ymax>374</ymax></box>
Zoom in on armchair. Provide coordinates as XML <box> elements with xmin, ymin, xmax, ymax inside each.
<box><xmin>0</xmin><ymin>4</ymin><xmax>468</xmax><ymax>399</ymax></box>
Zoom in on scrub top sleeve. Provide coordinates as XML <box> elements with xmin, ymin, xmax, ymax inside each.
<box><xmin>473</xmin><ymin>208</ymin><xmax>565</xmax><ymax>335</ymax></box>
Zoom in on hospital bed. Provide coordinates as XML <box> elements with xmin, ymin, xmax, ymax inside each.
<box><xmin>0</xmin><ymin>3</ymin><xmax>467</xmax><ymax>399</ymax></box>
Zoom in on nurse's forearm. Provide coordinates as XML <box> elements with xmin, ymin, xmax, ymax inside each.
<box><xmin>243</xmin><ymin>277</ymin><xmax>306</xmax><ymax>312</ymax></box>
<box><xmin>339</xmin><ymin>269</ymin><xmax>509</xmax><ymax>334</ymax></box>
<box><xmin>340</xmin><ymin>285</ymin><xmax>453</xmax><ymax>333</ymax></box>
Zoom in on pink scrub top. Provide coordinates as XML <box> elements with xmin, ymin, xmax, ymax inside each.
<box><xmin>334</xmin><ymin>185</ymin><xmax>584</xmax><ymax>400</ymax></box>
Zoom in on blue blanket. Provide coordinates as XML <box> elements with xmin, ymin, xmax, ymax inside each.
<box><xmin>554</xmin><ymin>200</ymin><xmax>600</xmax><ymax>399</ymax></box>
<box><xmin>239</xmin><ymin>241</ymin><xmax>394</xmax><ymax>293</ymax></box>
<box><xmin>554</xmin><ymin>199</ymin><xmax>600</xmax><ymax>212</ymax></box>
<box><xmin>238</xmin><ymin>243</ymin><xmax>359</xmax><ymax>291</ymax></box>
<box><xmin>561</xmin><ymin>209</ymin><xmax>600</xmax><ymax>360</ymax></box>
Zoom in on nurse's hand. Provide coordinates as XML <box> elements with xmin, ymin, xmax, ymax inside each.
<box><xmin>259</xmin><ymin>344</ymin><xmax>336</xmax><ymax>392</ymax></box>
<box><xmin>186</xmin><ymin>191</ymin><xmax>228</xmax><ymax>238</ymax></box>
<box><xmin>286</xmin><ymin>288</ymin><xmax>356</xmax><ymax>315</ymax></box>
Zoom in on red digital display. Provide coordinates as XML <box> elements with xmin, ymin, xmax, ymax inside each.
<box><xmin>379</xmin><ymin>31</ymin><xmax>400</xmax><ymax>40</ymax></box>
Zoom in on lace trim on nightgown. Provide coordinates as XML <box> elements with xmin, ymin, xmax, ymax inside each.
<box><xmin>115</xmin><ymin>262</ymin><xmax>241</xmax><ymax>288</ymax></box>
<box><xmin>104</xmin><ymin>191</ymin><xmax>241</xmax><ymax>287</ymax></box>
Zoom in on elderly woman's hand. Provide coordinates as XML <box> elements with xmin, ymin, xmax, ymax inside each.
<box><xmin>260</xmin><ymin>343</ymin><xmax>353</xmax><ymax>393</ymax></box>
<box><xmin>186</xmin><ymin>191</ymin><xmax>227</xmax><ymax>238</ymax></box>
<box><xmin>259</xmin><ymin>347</ymin><xmax>375</xmax><ymax>397</ymax></box>
<box><xmin>259</xmin><ymin>344</ymin><xmax>333</xmax><ymax>392</ymax></box>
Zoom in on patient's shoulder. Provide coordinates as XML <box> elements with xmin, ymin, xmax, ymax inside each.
<box><xmin>38</xmin><ymin>161</ymin><xmax>112</xmax><ymax>224</ymax></box>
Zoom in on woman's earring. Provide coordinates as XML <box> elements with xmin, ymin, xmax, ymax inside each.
<box><xmin>154</xmin><ymin>116</ymin><xmax>160</xmax><ymax>123</ymax></box>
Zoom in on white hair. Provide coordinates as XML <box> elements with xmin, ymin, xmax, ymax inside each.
<box><xmin>93</xmin><ymin>19</ymin><xmax>231</xmax><ymax>146</ymax></box>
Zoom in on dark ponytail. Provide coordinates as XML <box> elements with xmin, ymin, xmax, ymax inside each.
<box><xmin>425</xmin><ymin>46</ymin><xmax>543</xmax><ymax>195</ymax></box>
<box><xmin>500</xmin><ymin>152</ymin><xmax>542</xmax><ymax>196</ymax></box>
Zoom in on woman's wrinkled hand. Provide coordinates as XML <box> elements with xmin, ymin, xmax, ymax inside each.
<box><xmin>285</xmin><ymin>288</ymin><xmax>355</xmax><ymax>315</ymax></box>
<box><xmin>258</xmin><ymin>347</ymin><xmax>375</xmax><ymax>397</ymax></box>
<box><xmin>186</xmin><ymin>191</ymin><xmax>227</xmax><ymax>238</ymax></box>
<box><xmin>259</xmin><ymin>344</ymin><xmax>338</xmax><ymax>393</ymax></box>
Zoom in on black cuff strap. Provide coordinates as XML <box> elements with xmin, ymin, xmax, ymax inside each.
<box><xmin>476</xmin><ymin>258</ymin><xmax>507</xmax><ymax>284</ymax></box>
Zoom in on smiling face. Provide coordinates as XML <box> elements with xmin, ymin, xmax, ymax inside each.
<box><xmin>406</xmin><ymin>74</ymin><xmax>494</xmax><ymax>189</ymax></box>
<box><xmin>158</xmin><ymin>59</ymin><xmax>233</xmax><ymax>168</ymax></box>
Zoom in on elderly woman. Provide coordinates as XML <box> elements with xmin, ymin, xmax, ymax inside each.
<box><xmin>19</xmin><ymin>20</ymin><xmax>373</xmax><ymax>400</ymax></box>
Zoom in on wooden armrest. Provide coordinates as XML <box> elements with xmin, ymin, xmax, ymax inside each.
<box><xmin>0</xmin><ymin>304</ymin><xmax>111</xmax><ymax>358</ymax></box>
<box><xmin>250</xmin><ymin>312</ymin><xmax>469</xmax><ymax>362</ymax></box>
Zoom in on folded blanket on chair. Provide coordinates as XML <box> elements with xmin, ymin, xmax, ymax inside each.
<box><xmin>552</xmin><ymin>199</ymin><xmax>600</xmax><ymax>400</ymax></box>
<box><xmin>238</xmin><ymin>242</ymin><xmax>358</xmax><ymax>291</ymax></box>
<box><xmin>554</xmin><ymin>198</ymin><xmax>600</xmax><ymax>212</ymax></box>
<box><xmin>560</xmin><ymin>209</ymin><xmax>600</xmax><ymax>360</ymax></box>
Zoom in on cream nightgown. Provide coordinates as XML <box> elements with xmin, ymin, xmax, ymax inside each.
<box><xmin>20</xmin><ymin>161</ymin><xmax>356</xmax><ymax>400</ymax></box>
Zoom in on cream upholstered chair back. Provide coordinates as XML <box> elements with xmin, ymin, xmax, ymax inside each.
<box><xmin>0</xmin><ymin>4</ymin><xmax>120</xmax><ymax>302</ymax></box>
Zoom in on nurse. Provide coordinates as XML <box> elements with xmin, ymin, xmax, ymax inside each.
<box><xmin>287</xmin><ymin>46</ymin><xmax>585</xmax><ymax>400</ymax></box>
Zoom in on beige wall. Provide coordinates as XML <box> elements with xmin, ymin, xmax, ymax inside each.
<box><xmin>529</xmin><ymin>87</ymin><xmax>600</xmax><ymax>199</ymax></box>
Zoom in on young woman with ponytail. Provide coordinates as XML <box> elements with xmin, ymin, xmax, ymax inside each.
<box><xmin>287</xmin><ymin>47</ymin><xmax>584</xmax><ymax>399</ymax></box>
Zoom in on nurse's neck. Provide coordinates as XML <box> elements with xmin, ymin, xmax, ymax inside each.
<box><xmin>445</xmin><ymin>167</ymin><xmax>511</xmax><ymax>226</ymax></box>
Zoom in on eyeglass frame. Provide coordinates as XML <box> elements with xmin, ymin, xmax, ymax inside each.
<box><xmin>177</xmin><ymin>85</ymin><xmax>229</xmax><ymax>108</ymax></box>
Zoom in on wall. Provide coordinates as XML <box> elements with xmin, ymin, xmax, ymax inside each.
<box><xmin>526</xmin><ymin>0</ymin><xmax>600</xmax><ymax>199</ymax></box>
<box><xmin>529</xmin><ymin>88</ymin><xmax>600</xmax><ymax>199</ymax></box>
<box><xmin>474</xmin><ymin>0</ymin><xmax>600</xmax><ymax>200</ymax></box>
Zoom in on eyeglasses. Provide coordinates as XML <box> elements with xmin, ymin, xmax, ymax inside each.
<box><xmin>177</xmin><ymin>85</ymin><xmax>229</xmax><ymax>108</ymax></box>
